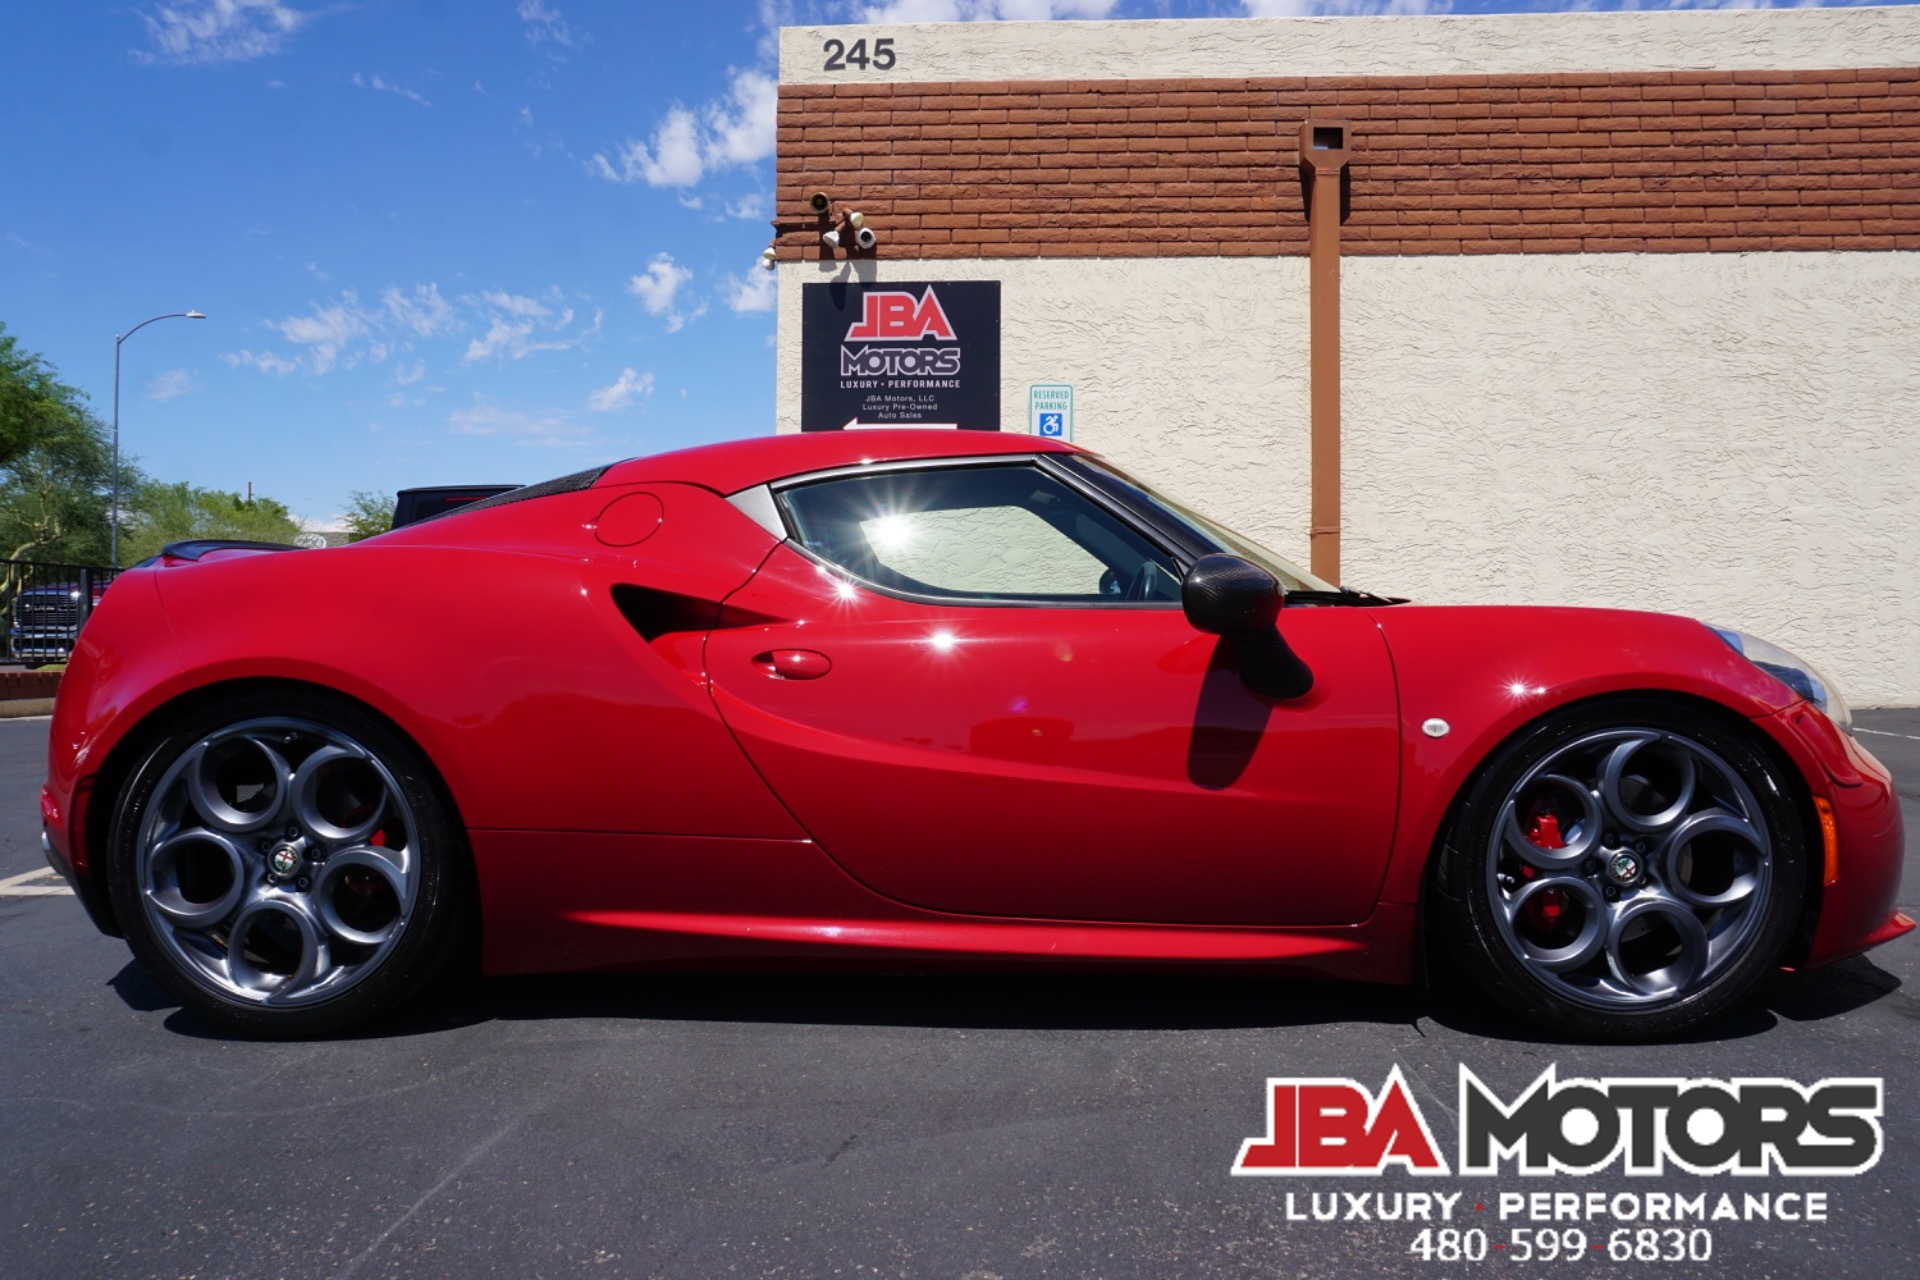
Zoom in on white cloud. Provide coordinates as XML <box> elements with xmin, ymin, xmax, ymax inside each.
<box><xmin>447</xmin><ymin>395</ymin><xmax>587</xmax><ymax>446</ymax></box>
<box><xmin>704</xmin><ymin>71</ymin><xmax>777</xmax><ymax>168</ymax></box>
<box><xmin>1239</xmin><ymin>0</ymin><xmax>1448</xmax><ymax>13</ymax></box>
<box><xmin>384</xmin><ymin>284</ymin><xmax>454</xmax><ymax>337</ymax></box>
<box><xmin>590</xmin><ymin>67</ymin><xmax>777</xmax><ymax>189</ymax></box>
<box><xmin>722</xmin><ymin>269</ymin><xmax>776</xmax><ymax>315</ymax></box>
<box><xmin>353</xmin><ymin>71</ymin><xmax>433</xmax><ymax>108</ymax></box>
<box><xmin>222</xmin><ymin>349</ymin><xmax>299</xmax><ymax>376</ymax></box>
<box><xmin>133</xmin><ymin>0</ymin><xmax>314</xmax><ymax>65</ymax></box>
<box><xmin>518</xmin><ymin>0</ymin><xmax>583</xmax><ymax>50</ymax></box>
<box><xmin>628</xmin><ymin>254</ymin><xmax>694</xmax><ymax>330</ymax></box>
<box><xmin>464</xmin><ymin>319</ymin><xmax>561</xmax><ymax>363</ymax></box>
<box><xmin>859</xmin><ymin>0</ymin><xmax>1118</xmax><ymax>17</ymax></box>
<box><xmin>588</xmin><ymin>368</ymin><xmax>655</xmax><ymax>412</ymax></box>
<box><xmin>146</xmin><ymin>369</ymin><xmax>196</xmax><ymax>400</ymax></box>
<box><xmin>478</xmin><ymin>290</ymin><xmax>551</xmax><ymax>319</ymax></box>
<box><xmin>462</xmin><ymin>290</ymin><xmax>585</xmax><ymax>362</ymax></box>
<box><xmin>225</xmin><ymin>281</ymin><xmax>587</xmax><ymax>375</ymax></box>
<box><xmin>271</xmin><ymin>297</ymin><xmax>369</xmax><ymax>374</ymax></box>
<box><xmin>726</xmin><ymin>193</ymin><xmax>768</xmax><ymax>221</ymax></box>
<box><xmin>591</xmin><ymin>107</ymin><xmax>704</xmax><ymax>187</ymax></box>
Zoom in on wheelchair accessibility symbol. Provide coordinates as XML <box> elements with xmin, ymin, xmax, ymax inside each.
<box><xmin>1028</xmin><ymin>384</ymin><xmax>1073</xmax><ymax>442</ymax></box>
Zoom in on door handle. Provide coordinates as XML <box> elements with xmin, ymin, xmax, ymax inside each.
<box><xmin>753</xmin><ymin>649</ymin><xmax>832</xmax><ymax>680</ymax></box>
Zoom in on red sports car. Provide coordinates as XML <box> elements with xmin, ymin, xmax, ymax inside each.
<box><xmin>40</xmin><ymin>431</ymin><xmax>1909</xmax><ymax>1039</ymax></box>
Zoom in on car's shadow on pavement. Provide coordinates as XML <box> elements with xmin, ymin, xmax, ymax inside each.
<box><xmin>112</xmin><ymin>951</ymin><xmax>1908</xmax><ymax>1046</ymax></box>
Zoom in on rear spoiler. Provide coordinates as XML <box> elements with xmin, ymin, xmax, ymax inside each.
<box><xmin>158</xmin><ymin>540</ymin><xmax>306</xmax><ymax>562</ymax></box>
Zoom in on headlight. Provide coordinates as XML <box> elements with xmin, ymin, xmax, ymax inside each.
<box><xmin>1710</xmin><ymin>626</ymin><xmax>1851</xmax><ymax>734</ymax></box>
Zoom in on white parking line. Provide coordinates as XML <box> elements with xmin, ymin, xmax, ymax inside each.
<box><xmin>0</xmin><ymin>868</ymin><xmax>72</xmax><ymax>897</ymax></box>
<box><xmin>1855</xmin><ymin>727</ymin><xmax>1920</xmax><ymax>742</ymax></box>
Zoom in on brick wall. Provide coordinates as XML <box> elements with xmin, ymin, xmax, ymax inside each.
<box><xmin>775</xmin><ymin>69</ymin><xmax>1920</xmax><ymax>259</ymax></box>
<box><xmin>0</xmin><ymin>670</ymin><xmax>60</xmax><ymax>700</ymax></box>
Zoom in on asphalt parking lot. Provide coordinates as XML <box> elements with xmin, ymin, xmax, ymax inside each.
<box><xmin>2</xmin><ymin>711</ymin><xmax>1916</xmax><ymax>1280</ymax></box>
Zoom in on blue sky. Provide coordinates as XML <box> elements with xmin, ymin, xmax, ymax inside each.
<box><xmin>0</xmin><ymin>0</ymin><xmax>1903</xmax><ymax>527</ymax></box>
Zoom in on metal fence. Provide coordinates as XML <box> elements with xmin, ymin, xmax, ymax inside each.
<box><xmin>0</xmin><ymin>559</ymin><xmax>121</xmax><ymax>668</ymax></box>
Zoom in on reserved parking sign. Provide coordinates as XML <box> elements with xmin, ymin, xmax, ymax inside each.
<box><xmin>1030</xmin><ymin>384</ymin><xmax>1073</xmax><ymax>441</ymax></box>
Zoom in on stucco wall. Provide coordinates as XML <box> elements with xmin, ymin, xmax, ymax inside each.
<box><xmin>777</xmin><ymin>251</ymin><xmax>1920</xmax><ymax>705</ymax></box>
<box><xmin>782</xmin><ymin>6</ymin><xmax>1920</xmax><ymax>86</ymax></box>
<box><xmin>1343</xmin><ymin>250</ymin><xmax>1920</xmax><ymax>707</ymax></box>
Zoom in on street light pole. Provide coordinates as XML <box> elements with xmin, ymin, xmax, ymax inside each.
<box><xmin>112</xmin><ymin>310</ymin><xmax>206</xmax><ymax>568</ymax></box>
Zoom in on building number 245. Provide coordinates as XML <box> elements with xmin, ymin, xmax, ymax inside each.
<box><xmin>823</xmin><ymin>38</ymin><xmax>897</xmax><ymax>71</ymax></box>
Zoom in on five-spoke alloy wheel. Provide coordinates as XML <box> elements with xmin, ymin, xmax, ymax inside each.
<box><xmin>1436</xmin><ymin>699</ymin><xmax>1808</xmax><ymax>1041</ymax></box>
<box><xmin>108</xmin><ymin>691</ymin><xmax>470</xmax><ymax>1037</ymax></box>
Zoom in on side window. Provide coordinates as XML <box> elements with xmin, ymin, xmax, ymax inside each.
<box><xmin>778</xmin><ymin>464</ymin><xmax>1182</xmax><ymax>603</ymax></box>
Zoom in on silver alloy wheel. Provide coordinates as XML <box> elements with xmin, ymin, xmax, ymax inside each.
<box><xmin>135</xmin><ymin>717</ymin><xmax>419</xmax><ymax>1007</ymax></box>
<box><xmin>1485</xmin><ymin>727</ymin><xmax>1773</xmax><ymax>1011</ymax></box>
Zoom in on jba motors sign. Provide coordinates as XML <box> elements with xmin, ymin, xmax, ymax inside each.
<box><xmin>1232</xmin><ymin>1066</ymin><xmax>1884</xmax><ymax>1177</ymax></box>
<box><xmin>801</xmin><ymin>280</ymin><xmax>1000</xmax><ymax>430</ymax></box>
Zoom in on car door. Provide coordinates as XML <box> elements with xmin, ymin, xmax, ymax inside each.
<box><xmin>704</xmin><ymin>457</ymin><xmax>1401</xmax><ymax>927</ymax></box>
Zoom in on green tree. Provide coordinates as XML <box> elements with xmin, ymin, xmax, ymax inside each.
<box><xmin>1</xmin><ymin>321</ymin><xmax>304</xmax><ymax>570</ymax></box>
<box><xmin>341</xmin><ymin>490</ymin><xmax>396</xmax><ymax>541</ymax></box>
<box><xmin>119</xmin><ymin>483</ymin><xmax>304</xmax><ymax>565</ymax></box>
<box><xmin>0</xmin><ymin>322</ymin><xmax>89</xmax><ymax>473</ymax></box>
<box><xmin>0</xmin><ymin>322</ymin><xmax>129</xmax><ymax>564</ymax></box>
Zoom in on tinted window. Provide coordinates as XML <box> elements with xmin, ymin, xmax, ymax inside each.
<box><xmin>779</xmin><ymin>464</ymin><xmax>1182</xmax><ymax>603</ymax></box>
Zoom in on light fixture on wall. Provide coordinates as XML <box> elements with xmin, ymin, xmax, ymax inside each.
<box><xmin>809</xmin><ymin>199</ymin><xmax>877</xmax><ymax>256</ymax></box>
<box><xmin>759</xmin><ymin>246</ymin><xmax>778</xmax><ymax>271</ymax></box>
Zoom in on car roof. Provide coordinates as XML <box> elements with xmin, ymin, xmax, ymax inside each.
<box><xmin>597</xmin><ymin>429</ymin><xmax>1077</xmax><ymax>495</ymax></box>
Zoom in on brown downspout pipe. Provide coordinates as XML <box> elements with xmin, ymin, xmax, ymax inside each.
<box><xmin>1299</xmin><ymin>122</ymin><xmax>1352</xmax><ymax>587</ymax></box>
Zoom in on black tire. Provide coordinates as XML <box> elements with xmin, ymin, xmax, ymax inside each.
<box><xmin>105</xmin><ymin>688</ymin><xmax>473</xmax><ymax>1037</ymax></box>
<box><xmin>1431</xmin><ymin>697</ymin><xmax>1808</xmax><ymax>1042</ymax></box>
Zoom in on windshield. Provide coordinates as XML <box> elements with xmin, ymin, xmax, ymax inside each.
<box><xmin>1062</xmin><ymin>457</ymin><xmax>1336</xmax><ymax>593</ymax></box>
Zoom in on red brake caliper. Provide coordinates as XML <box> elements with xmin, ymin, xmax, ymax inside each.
<box><xmin>1522</xmin><ymin>811</ymin><xmax>1565</xmax><ymax>929</ymax></box>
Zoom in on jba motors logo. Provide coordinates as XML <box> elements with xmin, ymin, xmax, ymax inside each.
<box><xmin>1234</xmin><ymin>1066</ymin><xmax>1450</xmax><ymax>1176</ymax></box>
<box><xmin>1232</xmin><ymin>1066</ymin><xmax>1883</xmax><ymax>1177</ymax></box>
<box><xmin>842</xmin><ymin>288</ymin><xmax>961</xmax><ymax>377</ymax></box>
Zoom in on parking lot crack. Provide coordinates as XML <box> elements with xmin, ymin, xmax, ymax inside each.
<box><xmin>333</xmin><ymin>1101</ymin><xmax>546</xmax><ymax>1279</ymax></box>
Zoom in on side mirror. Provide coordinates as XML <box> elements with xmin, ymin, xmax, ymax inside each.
<box><xmin>1181</xmin><ymin>554</ymin><xmax>1313</xmax><ymax>699</ymax></box>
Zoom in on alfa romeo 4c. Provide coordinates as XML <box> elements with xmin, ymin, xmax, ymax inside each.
<box><xmin>41</xmin><ymin>431</ymin><xmax>1909</xmax><ymax>1039</ymax></box>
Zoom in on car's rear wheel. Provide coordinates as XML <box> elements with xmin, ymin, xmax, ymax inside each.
<box><xmin>106</xmin><ymin>690</ymin><xmax>471</xmax><ymax>1037</ymax></box>
<box><xmin>1434</xmin><ymin>698</ymin><xmax>1808</xmax><ymax>1042</ymax></box>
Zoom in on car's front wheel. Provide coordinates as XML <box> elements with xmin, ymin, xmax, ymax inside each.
<box><xmin>1434</xmin><ymin>698</ymin><xmax>1808</xmax><ymax>1042</ymax></box>
<box><xmin>107</xmin><ymin>690</ymin><xmax>471</xmax><ymax>1037</ymax></box>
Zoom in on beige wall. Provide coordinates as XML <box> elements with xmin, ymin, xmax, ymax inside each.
<box><xmin>1343</xmin><ymin>251</ymin><xmax>1920</xmax><ymax>708</ymax></box>
<box><xmin>782</xmin><ymin>6</ymin><xmax>1920</xmax><ymax>86</ymax></box>
<box><xmin>776</xmin><ymin>251</ymin><xmax>1920</xmax><ymax>705</ymax></box>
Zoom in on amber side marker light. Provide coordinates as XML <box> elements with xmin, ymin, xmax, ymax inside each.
<box><xmin>1812</xmin><ymin>795</ymin><xmax>1839</xmax><ymax>886</ymax></box>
